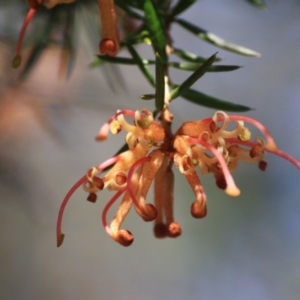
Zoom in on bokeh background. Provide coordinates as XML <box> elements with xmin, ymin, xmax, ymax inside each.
<box><xmin>1</xmin><ymin>1</ymin><xmax>300</xmax><ymax>299</ymax></box>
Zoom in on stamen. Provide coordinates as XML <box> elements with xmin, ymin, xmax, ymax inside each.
<box><xmin>167</xmin><ymin>222</ymin><xmax>182</xmax><ymax>238</ymax></box>
<box><xmin>203</xmin><ymin>115</ymin><xmax>277</xmax><ymax>150</ymax></box>
<box><xmin>227</xmin><ymin>145</ymin><xmax>262</xmax><ymax>164</ymax></box>
<box><xmin>109</xmin><ymin>192</ymin><xmax>135</xmax><ymax>246</ymax></box>
<box><xmin>134</xmin><ymin>109</ymin><xmax>154</xmax><ymax>129</ymax></box>
<box><xmin>188</xmin><ymin>137</ymin><xmax>241</xmax><ymax>197</ymax></box>
<box><xmin>98</xmin><ymin>0</ymin><xmax>120</xmax><ymax>56</ymax></box>
<box><xmin>186</xmin><ymin>144</ymin><xmax>201</xmax><ymax>167</ymax></box>
<box><xmin>95</xmin><ymin>110</ymin><xmax>135</xmax><ymax>140</ymax></box>
<box><xmin>12</xmin><ymin>1</ymin><xmax>42</xmax><ymax>68</ymax></box>
<box><xmin>101</xmin><ymin>188</ymin><xmax>126</xmax><ymax>235</ymax></box>
<box><xmin>238</xmin><ymin>127</ymin><xmax>251</xmax><ymax>141</ymax></box>
<box><xmin>110</xmin><ymin>120</ymin><xmax>122</xmax><ymax>135</ymax></box>
<box><xmin>259</xmin><ymin>160</ymin><xmax>268</xmax><ymax>171</ymax></box>
<box><xmin>87</xmin><ymin>193</ymin><xmax>97</xmax><ymax>203</ymax></box>
<box><xmin>93</xmin><ymin>177</ymin><xmax>105</xmax><ymax>190</ymax></box>
<box><xmin>226</xmin><ymin>138</ymin><xmax>300</xmax><ymax>170</ymax></box>
<box><xmin>154</xmin><ymin>223</ymin><xmax>168</xmax><ymax>238</ymax></box>
<box><xmin>250</xmin><ymin>144</ymin><xmax>264</xmax><ymax>158</ymax></box>
<box><xmin>185</xmin><ymin>171</ymin><xmax>207</xmax><ymax>218</ymax></box>
<box><xmin>115</xmin><ymin>172</ymin><xmax>127</xmax><ymax>186</ymax></box>
<box><xmin>178</xmin><ymin>155</ymin><xmax>195</xmax><ymax>174</ymax></box>
<box><xmin>56</xmin><ymin>155</ymin><xmax>120</xmax><ymax>247</ymax></box>
<box><xmin>210</xmin><ymin>117</ymin><xmax>246</xmax><ymax>140</ymax></box>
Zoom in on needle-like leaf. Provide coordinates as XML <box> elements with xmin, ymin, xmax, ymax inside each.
<box><xmin>144</xmin><ymin>0</ymin><xmax>167</xmax><ymax>62</ymax></box>
<box><xmin>172</xmin><ymin>47</ymin><xmax>222</xmax><ymax>63</ymax></box>
<box><xmin>176</xmin><ymin>18</ymin><xmax>261</xmax><ymax>57</ymax></box>
<box><xmin>126</xmin><ymin>43</ymin><xmax>155</xmax><ymax>86</ymax></box>
<box><xmin>169</xmin><ymin>62</ymin><xmax>242</xmax><ymax>72</ymax></box>
<box><xmin>179</xmin><ymin>87</ymin><xmax>253</xmax><ymax>112</ymax></box>
<box><xmin>246</xmin><ymin>0</ymin><xmax>266</xmax><ymax>9</ymax></box>
<box><xmin>170</xmin><ymin>53</ymin><xmax>217</xmax><ymax>100</ymax></box>
<box><xmin>171</xmin><ymin>0</ymin><xmax>196</xmax><ymax>16</ymax></box>
<box><xmin>114</xmin><ymin>0</ymin><xmax>144</xmax><ymax>19</ymax></box>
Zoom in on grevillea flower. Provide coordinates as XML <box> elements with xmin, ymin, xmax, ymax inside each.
<box><xmin>57</xmin><ymin>109</ymin><xmax>300</xmax><ymax>247</ymax></box>
<box><xmin>12</xmin><ymin>0</ymin><xmax>119</xmax><ymax>68</ymax></box>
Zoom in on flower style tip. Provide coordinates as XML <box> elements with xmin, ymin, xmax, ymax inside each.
<box><xmin>12</xmin><ymin>56</ymin><xmax>22</xmax><ymax>69</ymax></box>
<box><xmin>57</xmin><ymin>233</ymin><xmax>65</xmax><ymax>248</ymax></box>
<box><xmin>225</xmin><ymin>185</ymin><xmax>241</xmax><ymax>197</ymax></box>
<box><xmin>56</xmin><ymin>156</ymin><xmax>120</xmax><ymax>247</ymax></box>
<box><xmin>95</xmin><ymin>110</ymin><xmax>135</xmax><ymax>141</ymax></box>
<box><xmin>265</xmin><ymin>142</ymin><xmax>278</xmax><ymax>151</ymax></box>
<box><xmin>98</xmin><ymin>0</ymin><xmax>120</xmax><ymax>57</ymax></box>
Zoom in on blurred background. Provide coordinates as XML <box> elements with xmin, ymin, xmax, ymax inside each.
<box><xmin>1</xmin><ymin>0</ymin><xmax>300</xmax><ymax>299</ymax></box>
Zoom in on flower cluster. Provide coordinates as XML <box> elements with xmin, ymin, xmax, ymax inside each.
<box><xmin>12</xmin><ymin>0</ymin><xmax>119</xmax><ymax>68</ymax></box>
<box><xmin>57</xmin><ymin>108</ymin><xmax>300</xmax><ymax>247</ymax></box>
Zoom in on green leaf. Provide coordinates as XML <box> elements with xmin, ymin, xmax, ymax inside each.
<box><xmin>122</xmin><ymin>0</ymin><xmax>144</xmax><ymax>9</ymax></box>
<box><xmin>173</xmin><ymin>47</ymin><xmax>222</xmax><ymax>63</ymax></box>
<box><xmin>175</xmin><ymin>18</ymin><xmax>261</xmax><ymax>57</ymax></box>
<box><xmin>172</xmin><ymin>0</ymin><xmax>196</xmax><ymax>16</ymax></box>
<box><xmin>93</xmin><ymin>55</ymin><xmax>155</xmax><ymax>66</ymax></box>
<box><xmin>246</xmin><ymin>0</ymin><xmax>266</xmax><ymax>9</ymax></box>
<box><xmin>90</xmin><ymin>56</ymin><xmax>104</xmax><ymax>68</ymax></box>
<box><xmin>140</xmin><ymin>94</ymin><xmax>155</xmax><ymax>100</ymax></box>
<box><xmin>126</xmin><ymin>43</ymin><xmax>155</xmax><ymax>86</ymax></box>
<box><xmin>92</xmin><ymin>56</ymin><xmax>239</xmax><ymax>73</ymax></box>
<box><xmin>155</xmin><ymin>53</ymin><xmax>165</xmax><ymax>110</ymax></box>
<box><xmin>170</xmin><ymin>53</ymin><xmax>217</xmax><ymax>100</ymax></box>
<box><xmin>169</xmin><ymin>62</ymin><xmax>242</xmax><ymax>72</ymax></box>
<box><xmin>121</xmin><ymin>27</ymin><xmax>148</xmax><ymax>46</ymax></box>
<box><xmin>114</xmin><ymin>0</ymin><xmax>144</xmax><ymax>19</ymax></box>
<box><xmin>179</xmin><ymin>87</ymin><xmax>252</xmax><ymax>112</ymax></box>
<box><xmin>143</xmin><ymin>0</ymin><xmax>167</xmax><ymax>62</ymax></box>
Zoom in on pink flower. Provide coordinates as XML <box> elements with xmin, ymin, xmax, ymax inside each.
<box><xmin>57</xmin><ymin>109</ymin><xmax>300</xmax><ymax>247</ymax></box>
<box><xmin>12</xmin><ymin>0</ymin><xmax>119</xmax><ymax>68</ymax></box>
